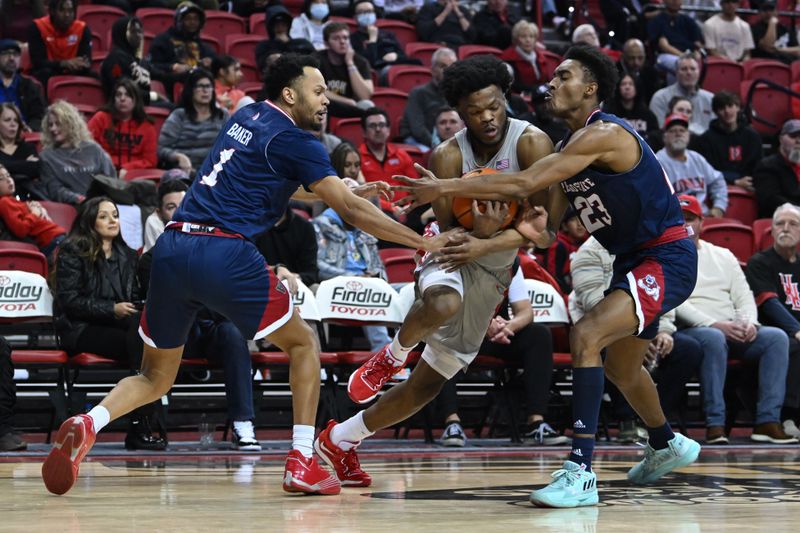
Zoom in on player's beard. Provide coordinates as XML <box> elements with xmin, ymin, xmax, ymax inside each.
<box><xmin>296</xmin><ymin>94</ymin><xmax>323</xmax><ymax>132</ymax></box>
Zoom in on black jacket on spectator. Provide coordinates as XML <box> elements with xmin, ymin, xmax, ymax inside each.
<box><xmin>692</xmin><ymin>118</ymin><xmax>763</xmax><ymax>184</ymax></box>
<box><xmin>54</xmin><ymin>239</ymin><xmax>142</xmax><ymax>352</ymax></box>
<box><xmin>603</xmin><ymin>100</ymin><xmax>660</xmax><ymax>150</ymax></box>
<box><xmin>399</xmin><ymin>80</ymin><xmax>447</xmax><ymax>147</ymax></box>
<box><xmin>754</xmin><ymin>153</ymin><xmax>800</xmax><ymax>218</ymax></box>
<box><xmin>416</xmin><ymin>2</ymin><xmax>476</xmax><ymax>48</ymax></box>
<box><xmin>147</xmin><ymin>7</ymin><xmax>216</xmax><ymax>92</ymax></box>
<box><xmin>102</xmin><ymin>17</ymin><xmax>154</xmax><ymax>103</ymax></box>
<box><xmin>256</xmin><ymin>208</ymin><xmax>320</xmax><ymax>286</ymax></box>
<box><xmin>350</xmin><ymin>28</ymin><xmax>410</xmax><ymax>70</ymax></box>
<box><xmin>3</xmin><ymin>75</ymin><xmax>46</xmax><ymax>131</ymax></box>
<box><xmin>472</xmin><ymin>4</ymin><xmax>521</xmax><ymax>50</ymax></box>
<box><xmin>616</xmin><ymin>61</ymin><xmax>661</xmax><ymax>105</ymax></box>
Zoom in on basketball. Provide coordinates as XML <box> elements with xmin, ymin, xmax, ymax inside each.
<box><xmin>451</xmin><ymin>168</ymin><xmax>518</xmax><ymax>230</ymax></box>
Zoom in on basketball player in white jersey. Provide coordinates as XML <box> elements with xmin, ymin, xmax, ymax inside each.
<box><xmin>313</xmin><ymin>55</ymin><xmax>559</xmax><ymax>486</ymax></box>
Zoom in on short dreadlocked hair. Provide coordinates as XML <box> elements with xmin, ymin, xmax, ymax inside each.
<box><xmin>564</xmin><ymin>44</ymin><xmax>618</xmax><ymax>104</ymax></box>
<box><xmin>440</xmin><ymin>55</ymin><xmax>513</xmax><ymax>108</ymax></box>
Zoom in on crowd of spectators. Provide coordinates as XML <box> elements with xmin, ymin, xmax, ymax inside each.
<box><xmin>3</xmin><ymin>0</ymin><xmax>800</xmax><ymax>450</ymax></box>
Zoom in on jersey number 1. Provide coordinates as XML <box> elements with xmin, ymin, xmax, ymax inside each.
<box><xmin>200</xmin><ymin>148</ymin><xmax>235</xmax><ymax>187</ymax></box>
<box><xmin>574</xmin><ymin>193</ymin><xmax>612</xmax><ymax>232</ymax></box>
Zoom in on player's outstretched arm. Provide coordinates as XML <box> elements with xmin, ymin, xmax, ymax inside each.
<box><xmin>394</xmin><ymin>125</ymin><xmax>612</xmax><ymax>209</ymax></box>
<box><xmin>310</xmin><ymin>175</ymin><xmax>460</xmax><ymax>252</ymax></box>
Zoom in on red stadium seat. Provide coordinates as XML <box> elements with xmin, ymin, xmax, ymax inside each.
<box><xmin>702</xmin><ymin>57</ymin><xmax>744</xmax><ymax>94</ymax></box>
<box><xmin>203</xmin><ymin>10</ymin><xmax>247</xmax><ymax>43</ymax></box>
<box><xmin>383</xmin><ymin>255</ymin><xmax>416</xmax><ymax>283</ymax></box>
<box><xmin>47</xmin><ymin>76</ymin><xmax>104</xmax><ymax>106</ymax></box>
<box><xmin>240</xmin><ymin>81</ymin><xmax>263</xmax><ymax>100</ymax></box>
<box><xmin>225</xmin><ymin>34</ymin><xmax>263</xmax><ymax>63</ymax></box>
<box><xmin>701</xmin><ymin>222</ymin><xmax>755</xmax><ymax>263</ymax></box>
<box><xmin>200</xmin><ymin>34</ymin><xmax>222</xmax><ymax>54</ymax></box>
<box><xmin>249</xmin><ymin>12</ymin><xmax>267</xmax><ymax>36</ymax></box>
<box><xmin>144</xmin><ymin>106</ymin><xmax>170</xmax><ymax>138</ymax></box>
<box><xmin>90</xmin><ymin>32</ymin><xmax>104</xmax><ymax>53</ymax></box>
<box><xmin>404</xmin><ymin>42</ymin><xmax>442</xmax><ymax>67</ymax></box>
<box><xmin>538</xmin><ymin>50</ymin><xmax>563</xmax><ymax>80</ymax></box>
<box><xmin>371</xmin><ymin>88</ymin><xmax>408</xmax><ymax>141</ymax></box>
<box><xmin>239</xmin><ymin>57</ymin><xmax>260</xmax><ymax>83</ymax></box>
<box><xmin>136</xmin><ymin>7</ymin><xmax>175</xmax><ymax>36</ymax></box>
<box><xmin>283</xmin><ymin>0</ymin><xmax>305</xmax><ymax>16</ymax></box>
<box><xmin>792</xmin><ymin>61</ymin><xmax>800</xmax><ymax>83</ymax></box>
<box><xmin>385</xmin><ymin>65</ymin><xmax>432</xmax><ymax>92</ymax></box>
<box><xmin>0</xmin><ymin>241</ymin><xmax>38</xmax><ymax>252</ymax></box>
<box><xmin>379</xmin><ymin>247</ymin><xmax>416</xmax><ymax>263</ymax></box>
<box><xmin>0</xmin><ymin>249</ymin><xmax>48</xmax><ymax>277</ymax></box>
<box><xmin>753</xmin><ymin>218</ymin><xmax>773</xmax><ymax>251</ymax></box>
<box><xmin>124</xmin><ymin>168</ymin><xmax>163</xmax><ymax>182</ymax></box>
<box><xmin>457</xmin><ymin>45</ymin><xmax>503</xmax><ymax>61</ymax></box>
<box><xmin>743</xmin><ymin>59</ymin><xmax>791</xmax><ymax>86</ymax></box>
<box><xmin>78</xmin><ymin>5</ymin><xmax>125</xmax><ymax>49</ymax></box>
<box><xmin>395</xmin><ymin>143</ymin><xmax>426</xmax><ymax>167</ymax></box>
<box><xmin>39</xmin><ymin>201</ymin><xmax>78</xmax><ymax>232</ymax></box>
<box><xmin>329</xmin><ymin>16</ymin><xmax>358</xmax><ymax>34</ymax></box>
<box><xmin>725</xmin><ymin>186</ymin><xmax>758</xmax><ymax>226</ymax></box>
<box><xmin>375</xmin><ymin>19</ymin><xmax>418</xmax><ymax>50</ymax></box>
<box><xmin>330</xmin><ymin>117</ymin><xmax>363</xmax><ymax>145</ymax></box>
<box><xmin>741</xmin><ymin>80</ymin><xmax>791</xmax><ymax>136</ymax></box>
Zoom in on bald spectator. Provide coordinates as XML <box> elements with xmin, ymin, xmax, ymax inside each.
<box><xmin>572</xmin><ymin>23</ymin><xmax>621</xmax><ymax>61</ymax></box>
<box><xmin>647</xmin><ymin>0</ymin><xmax>704</xmax><ymax>83</ymax></box>
<box><xmin>617</xmin><ymin>38</ymin><xmax>661</xmax><ymax>103</ymax></box>
<box><xmin>28</xmin><ymin>0</ymin><xmax>93</xmax><ymax>85</ymax></box>
<box><xmin>650</xmin><ymin>53</ymin><xmax>713</xmax><ymax>135</ymax></box>
<box><xmin>473</xmin><ymin>0</ymin><xmax>521</xmax><ymax>50</ymax></box>
<box><xmin>703</xmin><ymin>0</ymin><xmax>753</xmax><ymax>62</ymax></box>
<box><xmin>399</xmin><ymin>47</ymin><xmax>457</xmax><ymax>150</ymax></box>
<box><xmin>416</xmin><ymin>0</ymin><xmax>476</xmax><ymax>49</ymax></box>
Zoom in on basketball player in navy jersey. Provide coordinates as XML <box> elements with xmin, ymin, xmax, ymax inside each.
<box><xmin>41</xmin><ymin>54</ymin><xmax>455</xmax><ymax>497</ymax></box>
<box><xmin>396</xmin><ymin>44</ymin><xmax>702</xmax><ymax>508</ymax></box>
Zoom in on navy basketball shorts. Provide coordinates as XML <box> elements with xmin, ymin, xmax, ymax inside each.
<box><xmin>605</xmin><ymin>237</ymin><xmax>698</xmax><ymax>340</ymax></box>
<box><xmin>138</xmin><ymin>230</ymin><xmax>293</xmax><ymax>349</ymax></box>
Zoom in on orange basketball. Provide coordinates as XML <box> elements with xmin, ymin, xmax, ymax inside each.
<box><xmin>451</xmin><ymin>168</ymin><xmax>518</xmax><ymax>230</ymax></box>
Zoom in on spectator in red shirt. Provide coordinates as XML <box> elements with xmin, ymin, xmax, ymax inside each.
<box><xmin>358</xmin><ymin>107</ymin><xmax>419</xmax><ymax>226</ymax></box>
<box><xmin>0</xmin><ymin>163</ymin><xmax>65</xmax><ymax>259</ymax></box>
<box><xmin>88</xmin><ymin>78</ymin><xmax>158</xmax><ymax>179</ymax></box>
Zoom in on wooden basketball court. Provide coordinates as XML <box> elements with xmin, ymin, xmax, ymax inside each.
<box><xmin>2</xmin><ymin>440</ymin><xmax>799</xmax><ymax>531</ymax></box>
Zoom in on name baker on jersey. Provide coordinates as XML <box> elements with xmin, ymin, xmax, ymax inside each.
<box><xmin>226</xmin><ymin>123</ymin><xmax>253</xmax><ymax>146</ymax></box>
<box><xmin>561</xmin><ymin>177</ymin><xmax>596</xmax><ymax>194</ymax></box>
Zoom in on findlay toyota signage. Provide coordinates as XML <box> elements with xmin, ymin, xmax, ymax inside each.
<box><xmin>0</xmin><ymin>271</ymin><xmax>54</xmax><ymax>317</ymax></box>
<box><xmin>521</xmin><ymin>279</ymin><xmax>569</xmax><ymax>324</ymax></box>
<box><xmin>316</xmin><ymin>277</ymin><xmax>404</xmax><ymax>324</ymax></box>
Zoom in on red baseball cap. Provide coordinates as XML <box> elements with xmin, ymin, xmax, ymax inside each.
<box><xmin>678</xmin><ymin>194</ymin><xmax>703</xmax><ymax>218</ymax></box>
<box><xmin>664</xmin><ymin>113</ymin><xmax>690</xmax><ymax>131</ymax></box>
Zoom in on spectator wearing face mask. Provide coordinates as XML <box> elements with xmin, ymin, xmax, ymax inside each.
<box><xmin>290</xmin><ymin>0</ymin><xmax>331</xmax><ymax>51</ymax></box>
<box><xmin>754</xmin><ymin>119</ymin><xmax>800</xmax><ymax>218</ymax></box>
<box><xmin>350</xmin><ymin>1</ymin><xmax>416</xmax><ymax>74</ymax></box>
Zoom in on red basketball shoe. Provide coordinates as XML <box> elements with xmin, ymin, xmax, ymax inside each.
<box><xmin>314</xmin><ymin>420</ymin><xmax>372</xmax><ymax>487</ymax></box>
<box><xmin>347</xmin><ymin>344</ymin><xmax>406</xmax><ymax>404</ymax></box>
<box><xmin>42</xmin><ymin>414</ymin><xmax>97</xmax><ymax>495</ymax></box>
<box><xmin>282</xmin><ymin>450</ymin><xmax>341</xmax><ymax>495</ymax></box>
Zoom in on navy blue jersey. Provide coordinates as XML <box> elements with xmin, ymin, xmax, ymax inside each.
<box><xmin>174</xmin><ymin>100</ymin><xmax>337</xmax><ymax>241</ymax></box>
<box><xmin>559</xmin><ymin>110</ymin><xmax>685</xmax><ymax>255</ymax></box>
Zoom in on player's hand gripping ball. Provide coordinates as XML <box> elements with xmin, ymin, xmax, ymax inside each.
<box><xmin>451</xmin><ymin>168</ymin><xmax>518</xmax><ymax>229</ymax></box>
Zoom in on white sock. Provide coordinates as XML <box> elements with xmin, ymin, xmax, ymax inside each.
<box><xmin>87</xmin><ymin>405</ymin><xmax>110</xmax><ymax>432</ymax></box>
<box><xmin>292</xmin><ymin>424</ymin><xmax>315</xmax><ymax>458</ymax></box>
<box><xmin>387</xmin><ymin>333</ymin><xmax>414</xmax><ymax>367</ymax></box>
<box><xmin>331</xmin><ymin>411</ymin><xmax>374</xmax><ymax>450</ymax></box>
